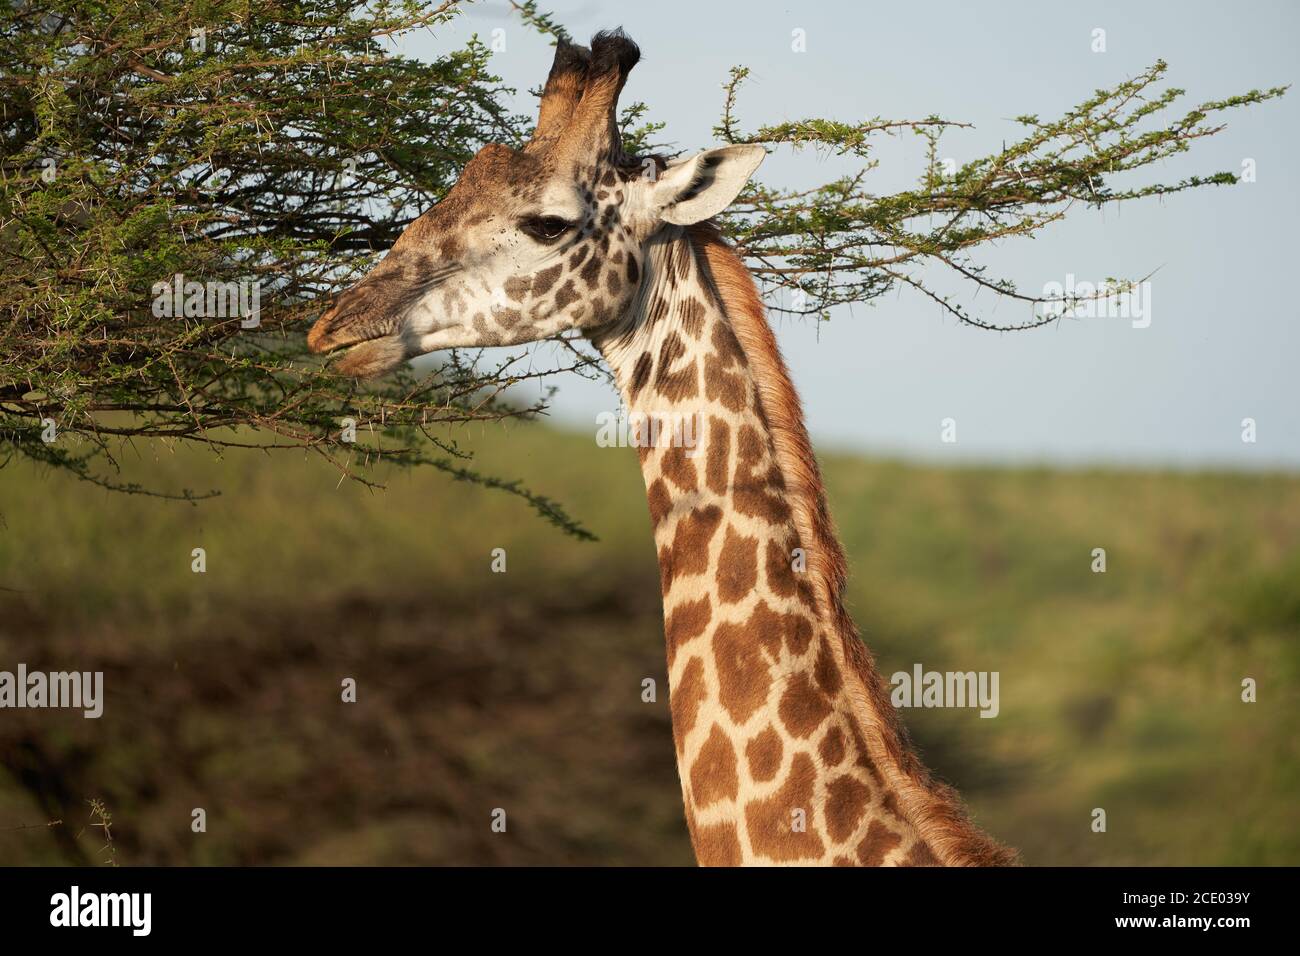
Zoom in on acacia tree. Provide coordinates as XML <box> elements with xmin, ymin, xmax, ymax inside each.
<box><xmin>0</xmin><ymin>0</ymin><xmax>1285</xmax><ymax>535</ymax></box>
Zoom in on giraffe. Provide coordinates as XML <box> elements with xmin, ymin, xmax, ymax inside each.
<box><xmin>308</xmin><ymin>30</ymin><xmax>1017</xmax><ymax>867</ymax></box>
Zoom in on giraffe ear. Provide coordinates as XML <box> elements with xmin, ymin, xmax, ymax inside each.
<box><xmin>652</xmin><ymin>144</ymin><xmax>765</xmax><ymax>226</ymax></box>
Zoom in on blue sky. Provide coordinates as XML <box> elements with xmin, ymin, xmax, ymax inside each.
<box><xmin>402</xmin><ymin>0</ymin><xmax>1298</xmax><ymax>469</ymax></box>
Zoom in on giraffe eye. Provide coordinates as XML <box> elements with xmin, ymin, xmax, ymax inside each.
<box><xmin>519</xmin><ymin>216</ymin><xmax>574</xmax><ymax>243</ymax></box>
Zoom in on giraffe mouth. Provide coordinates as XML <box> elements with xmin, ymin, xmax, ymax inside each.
<box><xmin>308</xmin><ymin>264</ymin><xmax>459</xmax><ymax>378</ymax></box>
<box><xmin>307</xmin><ymin>308</ymin><xmax>410</xmax><ymax>379</ymax></box>
<box><xmin>331</xmin><ymin>335</ymin><xmax>409</xmax><ymax>378</ymax></box>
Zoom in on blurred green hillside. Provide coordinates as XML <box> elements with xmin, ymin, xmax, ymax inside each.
<box><xmin>0</xmin><ymin>421</ymin><xmax>1297</xmax><ymax>865</ymax></box>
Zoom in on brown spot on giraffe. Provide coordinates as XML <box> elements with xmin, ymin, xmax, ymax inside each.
<box><xmin>665</xmin><ymin>595</ymin><xmax>711</xmax><ymax>666</ymax></box>
<box><xmin>819</xmin><ymin>725</ymin><xmax>847</xmax><ymax>766</ymax></box>
<box><xmin>504</xmin><ymin>276</ymin><xmax>530</xmax><ymax>301</ymax></box>
<box><xmin>711</xmin><ymin>320</ymin><xmax>745</xmax><ymax>367</ymax></box>
<box><xmin>647</xmin><ymin>295</ymin><xmax>669</xmax><ymax>326</ymax></box>
<box><xmin>654</xmin><ymin>332</ymin><xmax>699</xmax><ymax>401</ymax></box>
<box><xmin>749</xmin><ymin>600</ymin><xmax>794</xmax><ymax>657</ymax></box>
<box><xmin>902</xmin><ymin>841</ymin><xmax>941</xmax><ymax>867</ymax></box>
<box><xmin>715</xmin><ymin>525</ymin><xmax>758</xmax><ymax>603</ymax></box>
<box><xmin>678</xmin><ymin>297</ymin><xmax>705</xmax><ymax>338</ymax></box>
<box><xmin>646</xmin><ymin>478</ymin><xmax>671</xmax><ymax>526</ymax></box>
<box><xmin>554</xmin><ymin>279</ymin><xmax>579</xmax><ymax>310</ymax></box>
<box><xmin>533</xmin><ymin>263</ymin><xmax>563</xmax><ymax>295</ymax></box>
<box><xmin>783</xmin><ymin>612</ymin><xmax>815</xmax><ymax>656</ymax></box>
<box><xmin>778</xmin><ymin>671</ymin><xmax>833</xmax><ymax>739</ymax></box>
<box><xmin>663</xmin><ymin>505</ymin><xmax>723</xmax><ymax>588</ymax></box>
<box><xmin>657</xmin><ymin>544</ymin><xmax>673</xmax><ymax>595</ymax></box>
<box><xmin>765</xmin><ymin>538</ymin><xmax>799</xmax><ymax>598</ymax></box>
<box><xmin>629</xmin><ymin>351</ymin><xmax>652</xmax><ymax>401</ymax></box>
<box><xmin>670</xmin><ymin>656</ymin><xmax>707</xmax><ymax>754</ymax></box>
<box><xmin>690</xmin><ymin>723</ymin><xmax>739</xmax><ymax>808</ymax></box>
<box><xmin>745</xmin><ymin>753</ymin><xmax>825</xmax><ymax>862</ymax></box>
<box><xmin>746</xmin><ymin>726</ymin><xmax>783</xmax><ymax>783</ymax></box>
<box><xmin>692</xmin><ymin>821</ymin><xmax>742</xmax><ymax>867</ymax></box>
<box><xmin>712</xmin><ymin>616</ymin><xmax>774</xmax><ymax>726</ymax></box>
<box><xmin>732</xmin><ymin>425</ymin><xmax>792</xmax><ymax>524</ymax></box>
<box><xmin>705</xmin><ymin>416</ymin><xmax>731</xmax><ymax>496</ymax></box>
<box><xmin>661</xmin><ymin>443</ymin><xmax>697</xmax><ymax>492</ymax></box>
<box><xmin>704</xmin><ymin>351</ymin><xmax>748</xmax><ymax>412</ymax></box>
<box><xmin>824</xmin><ymin>775</ymin><xmax>873</xmax><ymax>843</ymax></box>
<box><xmin>813</xmin><ymin>638</ymin><xmax>843</xmax><ymax>696</ymax></box>
<box><xmin>857</xmin><ymin>820</ymin><xmax>902</xmax><ymax>866</ymax></box>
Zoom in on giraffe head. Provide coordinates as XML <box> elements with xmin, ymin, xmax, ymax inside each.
<box><xmin>307</xmin><ymin>30</ymin><xmax>764</xmax><ymax>377</ymax></box>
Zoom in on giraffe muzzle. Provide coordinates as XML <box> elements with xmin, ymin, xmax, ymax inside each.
<box><xmin>308</xmin><ymin>251</ymin><xmax>464</xmax><ymax>377</ymax></box>
<box><xmin>308</xmin><ymin>281</ymin><xmax>414</xmax><ymax>378</ymax></box>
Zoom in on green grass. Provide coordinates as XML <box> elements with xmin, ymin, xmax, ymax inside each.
<box><xmin>0</xmin><ymin>421</ymin><xmax>1297</xmax><ymax>865</ymax></box>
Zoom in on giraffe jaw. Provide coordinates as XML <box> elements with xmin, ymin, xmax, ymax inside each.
<box><xmin>307</xmin><ymin>322</ymin><xmax>411</xmax><ymax>379</ymax></box>
<box><xmin>331</xmin><ymin>334</ymin><xmax>410</xmax><ymax>379</ymax></box>
<box><xmin>308</xmin><ymin>303</ymin><xmax>413</xmax><ymax>379</ymax></box>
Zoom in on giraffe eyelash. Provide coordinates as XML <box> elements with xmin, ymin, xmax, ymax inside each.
<box><xmin>519</xmin><ymin>215</ymin><xmax>576</xmax><ymax>243</ymax></box>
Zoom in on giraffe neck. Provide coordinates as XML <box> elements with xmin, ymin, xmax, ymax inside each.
<box><xmin>591</xmin><ymin>223</ymin><xmax>1013</xmax><ymax>866</ymax></box>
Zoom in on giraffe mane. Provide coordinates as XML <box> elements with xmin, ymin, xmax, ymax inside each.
<box><xmin>686</xmin><ymin>221</ymin><xmax>1019</xmax><ymax>867</ymax></box>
